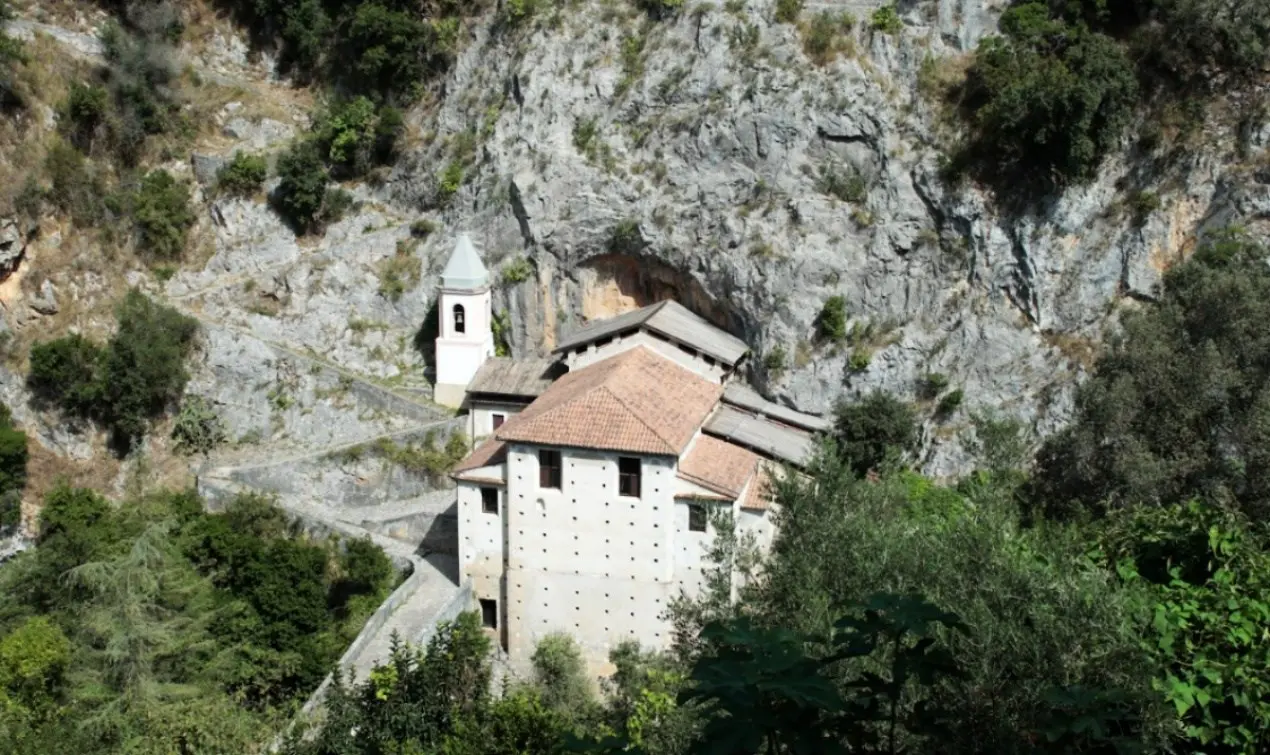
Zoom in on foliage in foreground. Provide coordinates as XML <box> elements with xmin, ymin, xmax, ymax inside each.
<box><xmin>0</xmin><ymin>487</ymin><xmax>394</xmax><ymax>754</ymax></box>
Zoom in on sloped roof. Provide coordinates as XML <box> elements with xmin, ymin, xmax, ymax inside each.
<box><xmin>704</xmin><ymin>405</ymin><xmax>815</xmax><ymax>467</ymax></box>
<box><xmin>494</xmin><ymin>346</ymin><xmax>723</xmax><ymax>456</ymax></box>
<box><xmin>678</xmin><ymin>435</ymin><xmax>760</xmax><ymax>499</ymax></box>
<box><xmin>441</xmin><ymin>233</ymin><xmax>489</xmax><ymax>289</ymax></box>
<box><xmin>741</xmin><ymin>464</ymin><xmax>775</xmax><ymax>511</ymax></box>
<box><xmin>553</xmin><ymin>300</ymin><xmax>749</xmax><ymax>366</ymax></box>
<box><xmin>453</xmin><ymin>436</ymin><xmax>508</xmax><ymax>475</ymax></box>
<box><xmin>722</xmin><ymin>383</ymin><xmax>831</xmax><ymax>433</ymax></box>
<box><xmin>467</xmin><ymin>357</ymin><xmax>560</xmax><ymax>400</ymax></box>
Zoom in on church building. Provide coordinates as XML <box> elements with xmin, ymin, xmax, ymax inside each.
<box><xmin>434</xmin><ymin>234</ymin><xmax>825</xmax><ymax>670</ymax></box>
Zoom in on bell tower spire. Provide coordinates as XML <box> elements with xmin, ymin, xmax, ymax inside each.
<box><xmin>433</xmin><ymin>232</ymin><xmax>494</xmax><ymax>408</ymax></box>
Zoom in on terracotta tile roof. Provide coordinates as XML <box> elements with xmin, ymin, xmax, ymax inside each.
<box><xmin>678</xmin><ymin>435</ymin><xmax>760</xmax><ymax>498</ymax></box>
<box><xmin>741</xmin><ymin>464</ymin><xmax>775</xmax><ymax>511</ymax></box>
<box><xmin>494</xmin><ymin>346</ymin><xmax>723</xmax><ymax>456</ymax></box>
<box><xmin>453</xmin><ymin>437</ymin><xmax>508</xmax><ymax>475</ymax></box>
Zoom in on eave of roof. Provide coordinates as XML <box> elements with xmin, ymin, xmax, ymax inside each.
<box><xmin>552</xmin><ymin>300</ymin><xmax>749</xmax><ymax>365</ymax></box>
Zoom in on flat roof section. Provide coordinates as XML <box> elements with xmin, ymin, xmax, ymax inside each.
<box><xmin>703</xmin><ymin>405</ymin><xmax>816</xmax><ymax>467</ymax></box>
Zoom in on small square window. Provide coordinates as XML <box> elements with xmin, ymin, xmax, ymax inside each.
<box><xmin>480</xmin><ymin>487</ymin><xmax>498</xmax><ymax>514</ymax></box>
<box><xmin>618</xmin><ymin>457</ymin><xmax>642</xmax><ymax>498</ymax></box>
<box><xmin>479</xmin><ymin>598</ymin><xmax>498</xmax><ymax>629</ymax></box>
<box><xmin>492</xmin><ymin>413</ymin><xmax>505</xmax><ymax>430</ymax></box>
<box><xmin>539</xmin><ymin>449</ymin><xmax>562</xmax><ymax>489</ymax></box>
<box><xmin>688</xmin><ymin>503</ymin><xmax>707</xmax><ymax>532</ymax></box>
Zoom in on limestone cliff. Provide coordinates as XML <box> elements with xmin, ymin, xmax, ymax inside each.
<box><xmin>3</xmin><ymin>0</ymin><xmax>1268</xmax><ymax>513</ymax></box>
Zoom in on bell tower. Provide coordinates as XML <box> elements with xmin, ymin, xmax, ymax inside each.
<box><xmin>433</xmin><ymin>233</ymin><xmax>494</xmax><ymax>408</ymax></box>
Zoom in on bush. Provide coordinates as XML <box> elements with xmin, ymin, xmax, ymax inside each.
<box><xmin>410</xmin><ymin>218</ymin><xmax>437</xmax><ymax>238</ymax></box>
<box><xmin>62</xmin><ymin>82</ymin><xmax>110</xmax><ymax>152</ymax></box>
<box><xmin>312</xmin><ymin>97</ymin><xmax>401</xmax><ymax>179</ymax></box>
<box><xmin>774</xmin><ymin>0</ymin><xmax>802</xmax><ymax>24</ymax></box>
<box><xmin>936</xmin><ymin>388</ymin><xmax>964</xmax><ymax>417</ymax></box>
<box><xmin>0</xmin><ymin>0</ymin><xmax>24</xmax><ymax>110</ymax></box>
<box><xmin>44</xmin><ymin>141</ymin><xmax>108</xmax><ymax>226</ymax></box>
<box><xmin>217</xmin><ymin>152</ymin><xmax>268</xmax><ymax>196</ymax></box>
<box><xmin>1031</xmin><ymin>231</ymin><xmax>1270</xmax><ymax>520</ymax></box>
<box><xmin>531</xmin><ymin>633</ymin><xmax>594</xmax><ymax>715</ymax></box>
<box><xmin>869</xmin><ymin>4</ymin><xmax>902</xmax><ymax>34</ymax></box>
<box><xmin>272</xmin><ymin>140</ymin><xmax>329</xmax><ymax>233</ymax></box>
<box><xmin>438</xmin><ymin>161</ymin><xmax>463</xmax><ymax>199</ymax></box>
<box><xmin>816</xmin><ymin>295</ymin><xmax>848</xmax><ymax>342</ymax></box>
<box><xmin>833</xmin><ymin>391</ymin><xmax>918</xmax><ymax>475</ymax></box>
<box><xmin>0</xmin><ymin>402</ymin><xmax>28</xmax><ymax>522</ymax></box>
<box><xmin>499</xmin><ymin>256</ymin><xmax>533</xmax><ymax>286</ymax></box>
<box><xmin>28</xmin><ymin>334</ymin><xmax>105</xmax><ymax>416</ymax></box>
<box><xmin>817</xmin><ymin>165</ymin><xmax>867</xmax><ymax>203</ymax></box>
<box><xmin>132</xmin><ymin>170</ymin><xmax>194</xmax><ymax>259</ymax></box>
<box><xmin>29</xmin><ymin>291</ymin><xmax>198</xmax><ymax>451</ymax></box>
<box><xmin>763</xmin><ymin>343</ymin><xmax>787</xmax><ymax>378</ymax></box>
<box><xmin>97</xmin><ymin>22</ymin><xmax>182</xmax><ymax>165</ymax></box>
<box><xmin>960</xmin><ymin>3</ymin><xmax>1138</xmax><ymax>195</ymax></box>
<box><xmin>802</xmin><ymin>11</ymin><xmax>854</xmax><ymax>64</ymax></box>
<box><xmin>918</xmin><ymin>371</ymin><xmax>949</xmax><ymax>400</ymax></box>
<box><xmin>376</xmin><ymin>240</ymin><xmax>422</xmax><ymax>302</ymax></box>
<box><xmin>171</xmin><ymin>395</ymin><xmax>227</xmax><ymax>456</ymax></box>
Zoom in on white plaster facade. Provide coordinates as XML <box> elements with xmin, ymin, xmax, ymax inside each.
<box><xmin>467</xmin><ymin>400</ymin><xmax>527</xmax><ymax>441</ymax></box>
<box><xmin>434</xmin><ymin>235</ymin><xmax>495</xmax><ymax>408</ymax></box>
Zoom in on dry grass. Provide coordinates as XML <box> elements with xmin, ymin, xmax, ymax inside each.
<box><xmin>1044</xmin><ymin>331</ymin><xmax>1101</xmax><ymax>371</ymax></box>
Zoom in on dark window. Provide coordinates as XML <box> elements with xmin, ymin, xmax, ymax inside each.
<box><xmin>453</xmin><ymin>303</ymin><xmax>466</xmax><ymax>334</ymax></box>
<box><xmin>480</xmin><ymin>487</ymin><xmax>498</xmax><ymax>514</ymax></box>
<box><xmin>539</xmin><ymin>449</ymin><xmax>562</xmax><ymax>489</ymax></box>
<box><xmin>688</xmin><ymin>503</ymin><xmax>707</xmax><ymax>532</ymax></box>
<box><xmin>492</xmin><ymin>413</ymin><xmax>505</xmax><ymax>430</ymax></box>
<box><xmin>479</xmin><ymin>598</ymin><xmax>498</xmax><ymax>629</ymax></box>
<box><xmin>618</xmin><ymin>457</ymin><xmax>642</xmax><ymax>498</ymax></box>
<box><xmin>595</xmin><ymin>336</ymin><xmax>613</xmax><ymax>348</ymax></box>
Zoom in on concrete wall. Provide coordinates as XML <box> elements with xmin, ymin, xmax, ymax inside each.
<box><xmin>499</xmin><ymin>444</ymin><xmax>680</xmax><ymax>670</ymax></box>
<box><xmin>566</xmin><ymin>330</ymin><xmax>729</xmax><ymax>383</ymax></box>
<box><xmin>468</xmin><ymin>400</ymin><xmax>527</xmax><ymax>440</ymax></box>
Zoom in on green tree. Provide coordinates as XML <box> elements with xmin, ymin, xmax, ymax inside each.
<box><xmin>531</xmin><ymin>633</ymin><xmax>595</xmax><ymax>717</ymax></box>
<box><xmin>27</xmin><ymin>334</ymin><xmax>105</xmax><ymax>417</ymax></box>
<box><xmin>960</xmin><ymin>2</ymin><xmax>1138</xmax><ymax>195</ymax></box>
<box><xmin>1032</xmin><ymin>231</ymin><xmax>1270</xmax><ymax>519</ymax></box>
<box><xmin>0</xmin><ymin>616</ymin><xmax>71</xmax><ymax>718</ymax></box>
<box><xmin>272</xmin><ymin>140</ymin><xmax>329</xmax><ymax>233</ymax></box>
<box><xmin>833</xmin><ymin>391</ymin><xmax>918</xmax><ymax>476</ymax></box>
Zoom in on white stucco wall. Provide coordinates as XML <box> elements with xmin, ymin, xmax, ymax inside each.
<box><xmin>566</xmin><ymin>331</ymin><xmax>729</xmax><ymax>383</ymax></box>
<box><xmin>468</xmin><ymin>400</ymin><xmax>526</xmax><ymax>440</ymax></box>
<box><xmin>435</xmin><ymin>287</ymin><xmax>495</xmax><ymax>406</ymax></box>
<box><xmin>501</xmin><ymin>444</ymin><xmax>681</xmax><ymax>671</ymax></box>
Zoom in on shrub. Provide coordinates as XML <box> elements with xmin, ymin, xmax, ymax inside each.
<box><xmin>936</xmin><ymin>388</ymin><xmax>964</xmax><ymax>417</ymax></box>
<box><xmin>918</xmin><ymin>372</ymin><xmax>949</xmax><ymax>400</ymax></box>
<box><xmin>272</xmin><ymin>140</ymin><xmax>329</xmax><ymax>233</ymax></box>
<box><xmin>97</xmin><ymin>22</ymin><xmax>182</xmax><ymax>165</ymax></box>
<box><xmin>502</xmin><ymin>0</ymin><xmax>540</xmax><ymax>26</ymax></box>
<box><xmin>0</xmin><ymin>401</ymin><xmax>28</xmax><ymax>507</ymax></box>
<box><xmin>802</xmin><ymin>11</ymin><xmax>854</xmax><ymax>64</ymax></box>
<box><xmin>531</xmin><ymin>633</ymin><xmax>594</xmax><ymax>714</ymax></box>
<box><xmin>609</xmin><ymin>219</ymin><xmax>643</xmax><ymax>254</ymax></box>
<box><xmin>63</xmin><ymin>82</ymin><xmax>110</xmax><ymax>151</ymax></box>
<box><xmin>438</xmin><ymin>161</ymin><xmax>463</xmax><ymax>199</ymax></box>
<box><xmin>410</xmin><ymin>218</ymin><xmax>437</xmax><ymax>238</ymax></box>
<box><xmin>636</xmin><ymin>0</ymin><xmax>685</xmax><ymax>20</ymax></box>
<box><xmin>0</xmin><ymin>0</ymin><xmax>24</xmax><ymax>110</ymax></box>
<box><xmin>817</xmin><ymin>165</ymin><xmax>867</xmax><ymax>203</ymax></box>
<box><xmin>833</xmin><ymin>391</ymin><xmax>918</xmax><ymax>475</ymax></box>
<box><xmin>869</xmin><ymin>4</ymin><xmax>902</xmax><ymax>34</ymax></box>
<box><xmin>1126</xmin><ymin>189</ymin><xmax>1161</xmax><ymax>227</ymax></box>
<box><xmin>572</xmin><ymin>118</ymin><xmax>599</xmax><ymax>156</ymax></box>
<box><xmin>960</xmin><ymin>3</ymin><xmax>1138</xmax><ymax>195</ymax></box>
<box><xmin>321</xmin><ymin>187</ymin><xmax>356</xmax><ymax>225</ymax></box>
<box><xmin>171</xmin><ymin>395</ymin><xmax>227</xmax><ymax>456</ymax></box>
<box><xmin>132</xmin><ymin>170</ymin><xmax>194</xmax><ymax>259</ymax></box>
<box><xmin>816</xmin><ymin>295</ymin><xmax>848</xmax><ymax>342</ymax></box>
<box><xmin>336</xmin><ymin>2</ymin><xmax>433</xmax><ymax>98</ymax></box>
<box><xmin>847</xmin><ymin>348</ymin><xmax>871</xmax><ymax>373</ymax></box>
<box><xmin>763</xmin><ymin>343</ymin><xmax>787</xmax><ymax>378</ymax></box>
<box><xmin>217</xmin><ymin>152</ymin><xmax>268</xmax><ymax>197</ymax></box>
<box><xmin>312</xmin><ymin>98</ymin><xmax>402</xmax><ymax>179</ymax></box>
<box><xmin>377</xmin><ymin>240</ymin><xmax>422</xmax><ymax>302</ymax></box>
<box><xmin>500</xmin><ymin>256</ymin><xmax>533</xmax><ymax>286</ymax></box>
<box><xmin>44</xmin><ymin>140</ymin><xmax>107</xmax><ymax>226</ymax></box>
<box><xmin>774</xmin><ymin>0</ymin><xmax>802</xmax><ymax>24</ymax></box>
<box><xmin>28</xmin><ymin>334</ymin><xmax>105</xmax><ymax>416</ymax></box>
<box><xmin>30</xmin><ymin>291</ymin><xmax>198</xmax><ymax>450</ymax></box>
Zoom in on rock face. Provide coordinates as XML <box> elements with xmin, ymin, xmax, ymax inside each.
<box><xmin>12</xmin><ymin>0</ymin><xmax>1270</xmax><ymax>492</ymax></box>
<box><xmin>359</xmin><ymin>0</ymin><xmax>1263</xmax><ymax>475</ymax></box>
